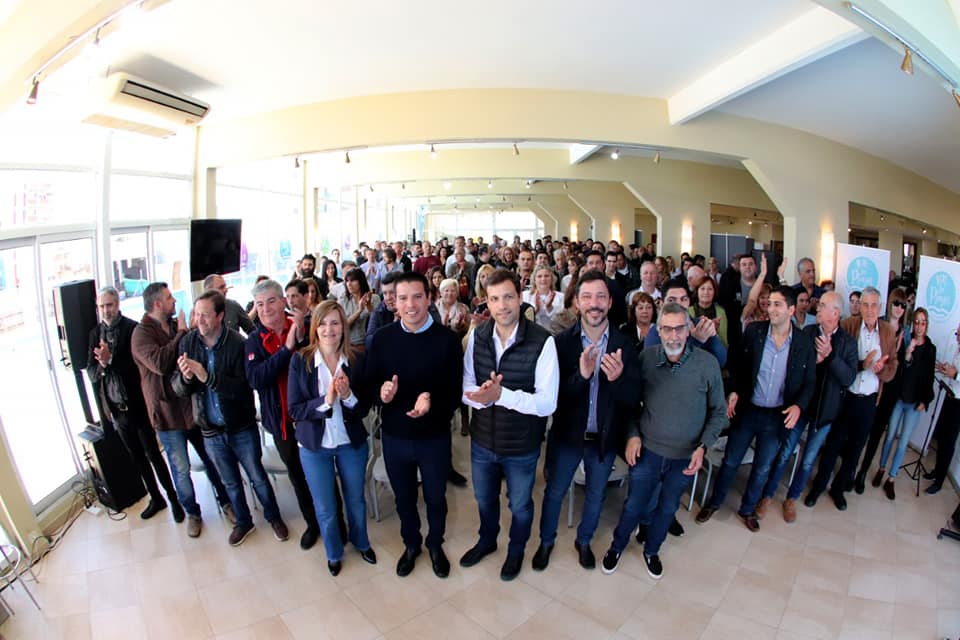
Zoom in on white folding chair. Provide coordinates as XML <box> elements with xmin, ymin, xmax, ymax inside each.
<box><xmin>566</xmin><ymin>457</ymin><xmax>629</xmax><ymax>527</ymax></box>
<box><xmin>689</xmin><ymin>435</ymin><xmax>755</xmax><ymax>510</ymax></box>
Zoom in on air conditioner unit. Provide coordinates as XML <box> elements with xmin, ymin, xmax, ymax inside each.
<box><xmin>81</xmin><ymin>72</ymin><xmax>210</xmax><ymax>138</ymax></box>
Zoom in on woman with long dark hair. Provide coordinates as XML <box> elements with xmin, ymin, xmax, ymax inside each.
<box><xmin>288</xmin><ymin>301</ymin><xmax>376</xmax><ymax>575</ymax></box>
<box><xmin>338</xmin><ymin>268</ymin><xmax>378</xmax><ymax>350</ymax></box>
<box><xmin>322</xmin><ymin>259</ymin><xmax>342</xmax><ymax>298</ymax></box>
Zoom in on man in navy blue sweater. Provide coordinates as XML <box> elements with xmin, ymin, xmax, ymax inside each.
<box><xmin>362</xmin><ymin>271</ymin><xmax>463</xmax><ymax>578</ymax></box>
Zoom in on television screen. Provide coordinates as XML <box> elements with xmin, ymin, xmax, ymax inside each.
<box><xmin>190</xmin><ymin>219</ymin><xmax>242</xmax><ymax>282</ymax></box>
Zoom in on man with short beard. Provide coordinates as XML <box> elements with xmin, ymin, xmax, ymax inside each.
<box><xmin>600</xmin><ymin>302</ymin><xmax>726</xmax><ymax>579</ymax></box>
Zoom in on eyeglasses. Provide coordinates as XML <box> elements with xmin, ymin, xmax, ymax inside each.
<box><xmin>659</xmin><ymin>324</ymin><xmax>689</xmax><ymax>336</ymax></box>
<box><xmin>892</xmin><ymin>301</ymin><xmax>907</xmax><ymax>309</ymax></box>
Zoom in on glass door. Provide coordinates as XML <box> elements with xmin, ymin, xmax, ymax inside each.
<box><xmin>0</xmin><ymin>243</ymin><xmax>80</xmax><ymax>507</ymax></box>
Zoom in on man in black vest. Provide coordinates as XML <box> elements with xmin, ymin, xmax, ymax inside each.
<box><xmin>87</xmin><ymin>285</ymin><xmax>180</xmax><ymax>520</ymax></box>
<box><xmin>460</xmin><ymin>269</ymin><xmax>559</xmax><ymax>581</ymax></box>
<box><xmin>533</xmin><ymin>271</ymin><xmax>640</xmax><ymax>571</ymax></box>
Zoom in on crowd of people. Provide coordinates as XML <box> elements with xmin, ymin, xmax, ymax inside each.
<box><xmin>85</xmin><ymin>232</ymin><xmax>960</xmax><ymax>583</ymax></box>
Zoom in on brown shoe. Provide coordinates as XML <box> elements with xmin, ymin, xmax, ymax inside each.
<box><xmin>871</xmin><ymin>468</ymin><xmax>884</xmax><ymax>488</ymax></box>
<box><xmin>738</xmin><ymin>512</ymin><xmax>760</xmax><ymax>532</ymax></box>
<box><xmin>782</xmin><ymin>498</ymin><xmax>797</xmax><ymax>523</ymax></box>
<box><xmin>271</xmin><ymin>519</ymin><xmax>289</xmax><ymax>542</ymax></box>
<box><xmin>882</xmin><ymin>479</ymin><xmax>896</xmax><ymax>501</ymax></box>
<box><xmin>755</xmin><ymin>497</ymin><xmax>771</xmax><ymax>520</ymax></box>
<box><xmin>186</xmin><ymin>515</ymin><xmax>202</xmax><ymax>538</ymax></box>
<box><xmin>695</xmin><ymin>507</ymin><xmax>716</xmax><ymax>525</ymax></box>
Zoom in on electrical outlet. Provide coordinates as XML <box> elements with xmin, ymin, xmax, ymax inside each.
<box><xmin>85</xmin><ymin>504</ymin><xmax>103</xmax><ymax>516</ymax></box>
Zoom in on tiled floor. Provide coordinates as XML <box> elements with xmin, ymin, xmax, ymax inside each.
<box><xmin>2</xmin><ymin>432</ymin><xmax>959</xmax><ymax>640</ymax></box>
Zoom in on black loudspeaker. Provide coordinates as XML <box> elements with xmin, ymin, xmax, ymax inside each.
<box><xmin>52</xmin><ymin>279</ymin><xmax>97</xmax><ymax>369</ymax></box>
<box><xmin>78</xmin><ymin>424</ymin><xmax>146</xmax><ymax>511</ymax></box>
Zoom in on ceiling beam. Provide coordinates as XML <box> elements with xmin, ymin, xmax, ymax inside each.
<box><xmin>568</xmin><ymin>143</ymin><xmax>600</xmax><ymax>165</ymax></box>
<box><xmin>668</xmin><ymin>6</ymin><xmax>866</xmax><ymax>125</ymax></box>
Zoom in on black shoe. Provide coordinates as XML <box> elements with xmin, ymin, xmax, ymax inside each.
<box><xmin>447</xmin><ymin>469</ymin><xmax>468</xmax><ymax>487</ymax></box>
<box><xmin>327</xmin><ymin>560</ymin><xmax>342</xmax><ymax>576</ymax></box>
<box><xmin>668</xmin><ymin>518</ymin><xmax>685</xmax><ymax>537</ymax></box>
<box><xmin>643</xmin><ymin>553</ymin><xmax>663</xmax><ymax>580</ymax></box>
<box><xmin>500</xmin><ymin>554</ymin><xmax>523</xmax><ymax>581</ymax></box>
<box><xmin>140</xmin><ymin>498</ymin><xmax>166</xmax><ymax>520</ymax></box>
<box><xmin>635</xmin><ymin>524</ymin><xmax>648</xmax><ymax>545</ymax></box>
<box><xmin>299</xmin><ymin>527</ymin><xmax>319</xmax><ymax>551</ymax></box>
<box><xmin>574</xmin><ymin>542</ymin><xmax>595</xmax><ymax>569</ymax></box>
<box><xmin>830</xmin><ymin>489</ymin><xmax>847</xmax><ymax>511</ymax></box>
<box><xmin>531</xmin><ymin>543</ymin><xmax>553</xmax><ymax>571</ymax></box>
<box><xmin>601</xmin><ymin>548</ymin><xmax>621</xmax><ymax>574</ymax></box>
<box><xmin>429</xmin><ymin>547</ymin><xmax>450</xmax><ymax>578</ymax></box>
<box><xmin>360</xmin><ymin>547</ymin><xmax>377</xmax><ymax>565</ymax></box>
<box><xmin>923</xmin><ymin>469</ymin><xmax>937</xmax><ymax>480</ymax></box>
<box><xmin>171</xmin><ymin>501</ymin><xmax>186</xmax><ymax>523</ymax></box>
<box><xmin>843</xmin><ymin>478</ymin><xmax>855</xmax><ymax>493</ymax></box>
<box><xmin>459</xmin><ymin>542</ymin><xmax>497</xmax><ymax>568</ymax></box>
<box><xmin>854</xmin><ymin>471</ymin><xmax>866</xmax><ymax>495</ymax></box>
<box><xmin>396</xmin><ymin>547</ymin><xmax>421</xmax><ymax>577</ymax></box>
<box><xmin>926</xmin><ymin>481</ymin><xmax>943</xmax><ymax>495</ymax></box>
<box><xmin>804</xmin><ymin>490</ymin><xmax>821</xmax><ymax>508</ymax></box>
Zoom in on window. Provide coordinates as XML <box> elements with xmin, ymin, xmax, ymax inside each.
<box><xmin>0</xmin><ymin>170</ymin><xmax>96</xmax><ymax>229</ymax></box>
<box><xmin>110</xmin><ymin>175</ymin><xmax>191</xmax><ymax>222</ymax></box>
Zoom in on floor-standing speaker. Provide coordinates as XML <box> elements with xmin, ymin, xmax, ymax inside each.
<box><xmin>52</xmin><ymin>279</ymin><xmax>97</xmax><ymax>369</ymax></box>
<box><xmin>77</xmin><ymin>424</ymin><xmax>146</xmax><ymax>511</ymax></box>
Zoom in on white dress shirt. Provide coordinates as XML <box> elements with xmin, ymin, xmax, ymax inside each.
<box><xmin>849</xmin><ymin>321</ymin><xmax>881</xmax><ymax>396</ymax></box>
<box><xmin>936</xmin><ymin>338</ymin><xmax>960</xmax><ymax>397</ymax></box>
<box><xmin>313</xmin><ymin>352</ymin><xmax>358</xmax><ymax>448</ymax></box>
<box><xmin>461</xmin><ymin>323</ymin><xmax>559</xmax><ymax>417</ymax></box>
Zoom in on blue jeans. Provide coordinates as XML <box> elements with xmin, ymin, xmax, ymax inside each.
<box><xmin>880</xmin><ymin>400</ymin><xmax>922</xmax><ymax>477</ymax></box>
<box><xmin>761</xmin><ymin>418</ymin><xmax>833</xmax><ymax>501</ymax></box>
<box><xmin>611</xmin><ymin>448</ymin><xmax>691</xmax><ymax>556</ymax></box>
<box><xmin>708</xmin><ymin>406</ymin><xmax>782</xmax><ymax>516</ymax></box>
<box><xmin>539</xmin><ymin>439</ymin><xmax>616</xmax><ymax>547</ymax></box>
<box><xmin>299</xmin><ymin>442</ymin><xmax>370</xmax><ymax>562</ymax></box>
<box><xmin>204</xmin><ymin>426</ymin><xmax>281</xmax><ymax>528</ymax></box>
<box><xmin>471</xmin><ymin>442</ymin><xmax>540</xmax><ymax>557</ymax></box>
<box><xmin>157</xmin><ymin>428</ymin><xmax>229</xmax><ymax>518</ymax></box>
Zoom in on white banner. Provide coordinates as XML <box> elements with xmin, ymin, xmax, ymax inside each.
<box><xmin>834</xmin><ymin>243</ymin><xmax>889</xmax><ymax>317</ymax></box>
<box><xmin>910</xmin><ymin>256</ymin><xmax>960</xmax><ymax>463</ymax></box>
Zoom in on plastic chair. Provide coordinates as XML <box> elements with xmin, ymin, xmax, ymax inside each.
<box><xmin>566</xmin><ymin>457</ymin><xmax>629</xmax><ymax>527</ymax></box>
<box><xmin>689</xmin><ymin>436</ymin><xmax>755</xmax><ymax>509</ymax></box>
<box><xmin>0</xmin><ymin>544</ymin><xmax>40</xmax><ymax>613</ymax></box>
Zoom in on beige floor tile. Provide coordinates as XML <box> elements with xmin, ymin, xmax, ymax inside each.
<box><xmin>558</xmin><ymin>564</ymin><xmax>652</xmax><ymax>631</ymax></box>
<box><xmin>702</xmin><ymin>611</ymin><xmax>777</xmax><ymax>640</ymax></box>
<box><xmin>846</xmin><ymin>557</ymin><xmax>898</xmax><ymax>603</ymax></box>
<box><xmin>129</xmin><ymin>520</ymin><xmax>184</xmax><ymax>560</ymax></box>
<box><xmin>85</xmin><ymin>530</ymin><xmax>134</xmax><ymax>572</ymax></box>
<box><xmin>215</xmin><ymin>616</ymin><xmax>295</xmax><ymax>640</ymax></box>
<box><xmin>893</xmin><ymin>602</ymin><xmax>937</xmax><ymax>635</ymax></box>
<box><xmin>679</xmin><ymin>518</ymin><xmax>753</xmax><ymax>566</ymax></box>
<box><xmin>938</xmin><ymin>608</ymin><xmax>960</xmax><ymax>638</ymax></box>
<box><xmin>854</xmin><ymin>495</ymin><xmax>897</xmax><ymax>531</ymax></box>
<box><xmin>657</xmin><ymin>554</ymin><xmax>738</xmax><ymax>608</ymax></box>
<box><xmin>895</xmin><ymin>530</ymin><xmax>935</xmax><ymax>567</ymax></box>
<box><xmin>852</xmin><ymin>528</ymin><xmax>897</xmax><ymax>561</ymax></box>
<box><xmin>775</xmin><ymin>631</ymin><xmax>819</xmax><ymax>640</ymax></box>
<box><xmin>806</xmin><ymin>524</ymin><xmax>856</xmax><ymax>555</ymax></box>
<box><xmin>506</xmin><ymin>599</ymin><xmax>615</xmax><ymax>639</ymax></box>
<box><xmin>739</xmin><ymin>534</ymin><xmax>803</xmax><ymax>583</ymax></box>
<box><xmin>937</xmin><ymin>563</ymin><xmax>960</xmax><ymax>609</ymax></box>
<box><xmin>45</xmin><ymin>612</ymin><xmax>93</xmax><ymax>640</ymax></box>
<box><xmin>31</xmin><ymin>572</ymin><xmax>89</xmax><ymax>618</ymax></box>
<box><xmin>133</xmin><ymin>552</ymin><xmax>196</xmax><ymax>601</ymax></box>
<box><xmin>140</xmin><ymin>588</ymin><xmax>214</xmax><ymax>640</ymax></box>
<box><xmin>794</xmin><ymin>547</ymin><xmax>853</xmax><ymax>594</ymax></box>
<box><xmin>344</xmin><ymin>568</ymin><xmax>442</xmax><ymax>633</ymax></box>
<box><xmin>383</xmin><ymin>602</ymin><xmax>493</xmax><ymax>640</ymax></box>
<box><xmin>448</xmin><ymin>576</ymin><xmax>551</xmax><ymax>637</ymax></box>
<box><xmin>779</xmin><ymin>584</ymin><xmax>845</xmax><ymax>640</ymax></box>
<box><xmin>89</xmin><ymin>604</ymin><xmax>149</xmax><ymax>640</ymax></box>
<box><xmin>36</xmin><ymin>532</ymin><xmax>88</xmax><ymax>578</ymax></box>
<box><xmin>200</xmin><ymin>574</ymin><xmax>282</xmax><ymax>635</ymax></box>
<box><xmin>894</xmin><ymin>564</ymin><xmax>937</xmax><ymax>607</ymax></box>
<box><xmin>840</xmin><ymin>595</ymin><xmax>894</xmax><ymax>635</ymax></box>
<box><xmin>617</xmin><ymin>588</ymin><xmax>713</xmax><ymax>640</ymax></box>
<box><xmin>87</xmin><ymin>565</ymin><xmax>139</xmax><ymax>613</ymax></box>
<box><xmin>717</xmin><ymin>567</ymin><xmax>792</xmax><ymax>628</ymax></box>
<box><xmin>280</xmin><ymin>592</ymin><xmax>381</xmax><ymax>640</ymax></box>
<box><xmin>255</xmin><ymin>554</ymin><xmax>341</xmax><ymax>613</ymax></box>
<box><xmin>185</xmin><ymin>540</ymin><xmax>255</xmax><ymax>589</ymax></box>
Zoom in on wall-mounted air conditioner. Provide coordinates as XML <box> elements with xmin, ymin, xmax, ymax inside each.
<box><xmin>82</xmin><ymin>72</ymin><xmax>210</xmax><ymax>137</ymax></box>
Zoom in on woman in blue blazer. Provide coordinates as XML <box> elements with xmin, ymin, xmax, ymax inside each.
<box><xmin>288</xmin><ymin>300</ymin><xmax>375</xmax><ymax>575</ymax></box>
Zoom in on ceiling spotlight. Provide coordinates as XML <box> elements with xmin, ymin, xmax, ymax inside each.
<box><xmin>563</xmin><ymin>182</ymin><xmax>568</xmax><ymax>190</ymax></box>
<box><xmin>443</xmin><ymin>181</ymin><xmax>452</xmax><ymax>190</ymax></box>
<box><xmin>610</xmin><ymin>149</ymin><xmax>620</xmax><ymax>160</ymax></box>
<box><xmin>513</xmin><ymin>143</ymin><xmax>520</xmax><ymax>156</ymax></box>
<box><xmin>294</xmin><ymin>156</ymin><xmax>300</xmax><ymax>169</ymax></box>
<box><xmin>26</xmin><ymin>77</ymin><xmax>38</xmax><ymax>104</ymax></box>
<box><xmin>369</xmin><ymin>184</ymin><xmax>374</xmax><ymax>193</ymax></box>
<box><xmin>502</xmin><ymin>196</ymin><xmax>506</xmax><ymax>202</ymax></box>
<box><xmin>401</xmin><ymin>183</ymin><xmax>405</xmax><ymax>190</ymax></box>
<box><xmin>527</xmin><ymin>196</ymin><xmax>532</xmax><ymax>202</ymax></box>
<box><xmin>653</xmin><ymin>151</ymin><xmax>661</xmax><ymax>164</ymax></box>
<box><xmin>922</xmin><ymin>227</ymin><xmax>928</xmax><ymax>234</ymax></box>
<box><xmin>430</xmin><ymin>143</ymin><xmax>437</xmax><ymax>159</ymax></box>
<box><xmin>525</xmin><ymin>180</ymin><xmax>531</xmax><ymax>189</ymax></box>
<box><xmin>452</xmin><ymin>196</ymin><xmax>457</xmax><ymax>202</ymax></box>
<box><xmin>487</xmin><ymin>180</ymin><xmax>493</xmax><ymax>189</ymax></box>
<box><xmin>880</xmin><ymin>215</ymin><xmax>885</xmax><ymax>221</ymax></box>
<box><xmin>427</xmin><ymin>198</ymin><xmax>431</xmax><ymax>204</ymax></box>
<box><xmin>747</xmin><ymin>220</ymin><xmax>753</xmax><ymax>225</ymax></box>
<box><xmin>344</xmin><ymin>151</ymin><xmax>351</xmax><ymax>164</ymax></box>
<box><xmin>475</xmin><ymin>196</ymin><xmax>480</xmax><ymax>202</ymax></box>
<box><xmin>900</xmin><ymin>48</ymin><xmax>914</xmax><ymax>75</ymax></box>
<box><xmin>474</xmin><ymin>204</ymin><xmax>478</xmax><ymax>209</ymax></box>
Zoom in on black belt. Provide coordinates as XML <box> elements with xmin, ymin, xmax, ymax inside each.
<box><xmin>583</xmin><ymin>431</ymin><xmax>600</xmax><ymax>442</ymax></box>
<box><xmin>748</xmin><ymin>403</ymin><xmax>783</xmax><ymax>414</ymax></box>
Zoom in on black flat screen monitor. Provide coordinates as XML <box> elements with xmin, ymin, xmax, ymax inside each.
<box><xmin>190</xmin><ymin>219</ymin><xmax>242</xmax><ymax>282</ymax></box>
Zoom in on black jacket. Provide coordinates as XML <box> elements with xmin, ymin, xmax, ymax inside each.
<box><xmin>551</xmin><ymin>322</ymin><xmax>641</xmax><ymax>461</ymax></box>
<box><xmin>899</xmin><ymin>340</ymin><xmax>937</xmax><ymax>407</ymax></box>
<box><xmin>244</xmin><ymin>319</ymin><xmax>307</xmax><ymax>440</ymax></box>
<box><xmin>802</xmin><ymin>324</ymin><xmax>858</xmax><ymax>428</ymax></box>
<box><xmin>86</xmin><ymin>315</ymin><xmax>148</xmax><ymax>425</ymax></box>
<box><xmin>287</xmin><ymin>353</ymin><xmax>369</xmax><ymax>450</ymax></box>
<box><xmin>732</xmin><ymin>321</ymin><xmax>816</xmax><ymax>413</ymax></box>
<box><xmin>172</xmin><ymin>327</ymin><xmax>257</xmax><ymax>436</ymax></box>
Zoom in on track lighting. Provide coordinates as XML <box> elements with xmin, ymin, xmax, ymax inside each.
<box><xmin>922</xmin><ymin>228</ymin><xmax>928</xmax><ymax>234</ymax></box>
<box><xmin>294</xmin><ymin>156</ymin><xmax>300</xmax><ymax>169</ymax></box>
<box><xmin>513</xmin><ymin>143</ymin><xmax>520</xmax><ymax>156</ymax></box>
<box><xmin>344</xmin><ymin>151</ymin><xmax>350</xmax><ymax>164</ymax></box>
<box><xmin>563</xmin><ymin>182</ymin><xmax>568</xmax><ymax>190</ymax></box>
<box><xmin>527</xmin><ymin>196</ymin><xmax>532</xmax><ymax>202</ymax></box>
<box><xmin>487</xmin><ymin>180</ymin><xmax>493</xmax><ymax>189</ymax></box>
<box><xmin>430</xmin><ymin>143</ymin><xmax>437</xmax><ymax>159</ymax></box>
<box><xmin>369</xmin><ymin>184</ymin><xmax>374</xmax><ymax>193</ymax></box>
<box><xmin>525</xmin><ymin>180</ymin><xmax>531</xmax><ymax>189</ymax></box>
<box><xmin>401</xmin><ymin>183</ymin><xmax>405</xmax><ymax>190</ymax></box>
<box><xmin>900</xmin><ymin>48</ymin><xmax>913</xmax><ymax>75</ymax></box>
<box><xmin>26</xmin><ymin>77</ymin><xmax>38</xmax><ymax>104</ymax></box>
<box><xmin>475</xmin><ymin>196</ymin><xmax>480</xmax><ymax>202</ymax></box>
<box><xmin>653</xmin><ymin>151</ymin><xmax>661</xmax><ymax>164</ymax></box>
<box><xmin>611</xmin><ymin>149</ymin><xmax>620</xmax><ymax>160</ymax></box>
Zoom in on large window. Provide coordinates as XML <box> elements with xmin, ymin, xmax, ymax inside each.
<box><xmin>423</xmin><ymin>209</ymin><xmax>544</xmax><ymax>242</ymax></box>
<box><xmin>0</xmin><ymin>169</ymin><xmax>96</xmax><ymax>229</ymax></box>
<box><xmin>110</xmin><ymin>174</ymin><xmax>191</xmax><ymax>222</ymax></box>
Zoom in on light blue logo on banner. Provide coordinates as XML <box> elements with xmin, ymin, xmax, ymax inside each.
<box><xmin>847</xmin><ymin>256</ymin><xmax>879</xmax><ymax>290</ymax></box>
<box><xmin>926</xmin><ymin>271</ymin><xmax>956</xmax><ymax>320</ymax></box>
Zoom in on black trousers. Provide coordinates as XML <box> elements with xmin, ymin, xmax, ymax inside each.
<box><xmin>116</xmin><ymin>415</ymin><xmax>176</xmax><ymax>503</ymax></box>
<box><xmin>382</xmin><ymin>431</ymin><xmax>450</xmax><ymax>551</ymax></box>
<box><xmin>272</xmin><ymin>432</ymin><xmax>345</xmax><ymax>534</ymax></box>
<box><xmin>858</xmin><ymin>387</ymin><xmax>899</xmax><ymax>479</ymax></box>
<box><xmin>812</xmin><ymin>393</ymin><xmax>877</xmax><ymax>495</ymax></box>
<box><xmin>932</xmin><ymin>396</ymin><xmax>960</xmax><ymax>485</ymax></box>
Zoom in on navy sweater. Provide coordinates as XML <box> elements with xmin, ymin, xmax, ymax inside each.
<box><xmin>362</xmin><ymin>321</ymin><xmax>463</xmax><ymax>439</ymax></box>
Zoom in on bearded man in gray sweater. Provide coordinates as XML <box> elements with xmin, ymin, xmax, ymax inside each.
<box><xmin>600</xmin><ymin>302</ymin><xmax>727</xmax><ymax>580</ymax></box>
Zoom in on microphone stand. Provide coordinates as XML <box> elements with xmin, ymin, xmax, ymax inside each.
<box><xmin>899</xmin><ymin>378</ymin><xmax>950</xmax><ymax>497</ymax></box>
